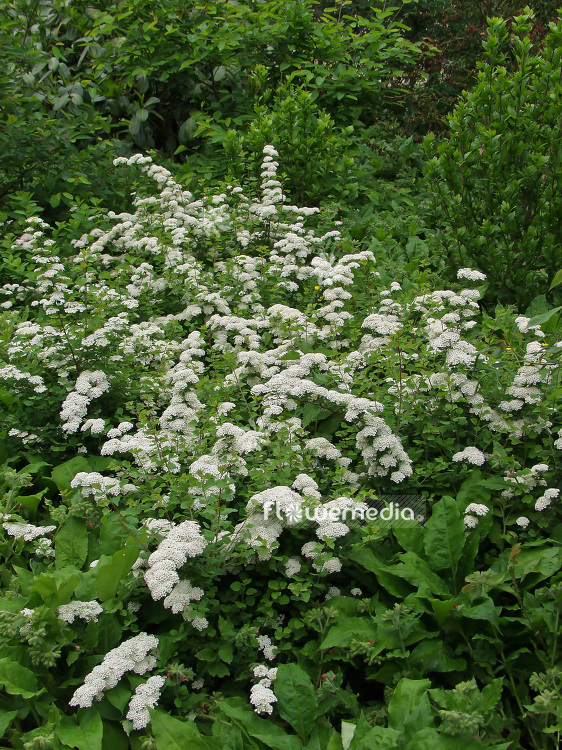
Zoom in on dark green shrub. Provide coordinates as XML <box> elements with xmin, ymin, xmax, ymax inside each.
<box><xmin>424</xmin><ymin>8</ymin><xmax>562</xmax><ymax>308</ymax></box>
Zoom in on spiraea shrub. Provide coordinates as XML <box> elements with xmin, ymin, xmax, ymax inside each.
<box><xmin>424</xmin><ymin>8</ymin><xmax>562</xmax><ymax>309</ymax></box>
<box><xmin>0</xmin><ymin>147</ymin><xmax>561</xmax><ymax>749</ymax></box>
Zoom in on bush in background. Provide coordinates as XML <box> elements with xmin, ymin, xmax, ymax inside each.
<box><xmin>424</xmin><ymin>9</ymin><xmax>562</xmax><ymax>309</ymax></box>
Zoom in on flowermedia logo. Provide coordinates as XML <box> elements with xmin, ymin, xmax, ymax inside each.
<box><xmin>263</xmin><ymin>495</ymin><xmax>425</xmax><ymax>528</ymax></box>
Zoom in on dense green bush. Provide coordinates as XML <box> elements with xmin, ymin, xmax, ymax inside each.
<box><xmin>424</xmin><ymin>9</ymin><xmax>562</xmax><ymax>308</ymax></box>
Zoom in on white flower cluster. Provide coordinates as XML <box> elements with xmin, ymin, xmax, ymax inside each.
<box><xmin>3</xmin><ymin>522</ymin><xmax>56</xmax><ymax>541</ymax></box>
<box><xmin>257</xmin><ymin>634</ymin><xmax>277</xmax><ymax>661</ymax></box>
<box><xmin>535</xmin><ymin>488</ymin><xmax>560</xmax><ymax>511</ymax></box>
<box><xmin>284</xmin><ymin>556</ymin><xmax>301</xmax><ymax>577</ymax></box>
<box><xmin>0</xmin><ymin>364</ymin><xmax>46</xmax><ymax>394</ymax></box>
<box><xmin>250</xmin><ymin>664</ymin><xmax>278</xmax><ymax>714</ymax></box>
<box><xmin>70</xmin><ymin>471</ymin><xmax>135</xmax><ymax>503</ymax></box>
<box><xmin>57</xmin><ymin>600</ymin><xmax>103</xmax><ymax>624</ymax></box>
<box><xmin>60</xmin><ymin>370</ymin><xmax>110</xmax><ymax>434</ymax></box>
<box><xmin>69</xmin><ymin>633</ymin><xmax>159</xmax><ymax>708</ymax></box>
<box><xmin>457</xmin><ymin>268</ymin><xmax>487</xmax><ymax>282</ymax></box>
<box><xmin>464</xmin><ymin>503</ymin><xmax>490</xmax><ymax>528</ymax></box>
<box><xmin>126</xmin><ymin>675</ymin><xmax>166</xmax><ymax>730</ymax></box>
<box><xmin>144</xmin><ymin>522</ymin><xmax>207</xmax><ymax>628</ymax></box>
<box><xmin>325</xmin><ymin>586</ymin><xmax>341</xmax><ymax>600</ymax></box>
<box><xmin>453</xmin><ymin>447</ymin><xmax>486</xmax><ymax>466</ymax></box>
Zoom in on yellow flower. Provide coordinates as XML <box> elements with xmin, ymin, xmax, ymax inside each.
<box><xmin>314</xmin><ymin>286</ymin><xmax>321</xmax><ymax>290</ymax></box>
<box><xmin>542</xmin><ymin>342</ymin><xmax>548</xmax><ymax>347</ymax></box>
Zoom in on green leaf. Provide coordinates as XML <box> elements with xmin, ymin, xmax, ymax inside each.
<box><xmin>219</xmin><ymin>643</ymin><xmax>233</xmax><ymax>663</ymax></box>
<box><xmin>0</xmin><ymin>711</ymin><xmax>17</xmax><ymax>737</ymax></box>
<box><xmin>423</xmin><ymin>497</ymin><xmax>465</xmax><ymax>576</ymax></box>
<box><xmin>355</xmin><ymin>727</ymin><xmax>400</xmax><ymax>749</ymax></box>
<box><xmin>275</xmin><ymin>664</ymin><xmax>318</xmax><ymax>741</ymax></box>
<box><xmin>302</xmin><ymin>404</ymin><xmax>331</xmax><ymax>429</ymax></box>
<box><xmin>549</xmin><ymin>269</ymin><xmax>562</xmax><ymax>290</ymax></box>
<box><xmin>321</xmin><ymin>617</ymin><xmax>376</xmax><ymax>649</ymax></box>
<box><xmin>51</xmin><ymin>457</ymin><xmax>92</xmax><ymax>492</ymax></box>
<box><xmin>388</xmin><ymin>678</ymin><xmax>432</xmax><ymax>735</ymax></box>
<box><xmin>129</xmin><ymin>116</ymin><xmax>141</xmax><ymax>136</ymax></box>
<box><xmin>459</xmin><ymin>596</ymin><xmax>501</xmax><ymax>626</ymax></box>
<box><xmin>56</xmin><ymin>710</ymin><xmax>103</xmax><ymax>750</ymax></box>
<box><xmin>56</xmin><ymin>516</ymin><xmax>88</xmax><ymax>570</ymax></box>
<box><xmin>389</xmin><ymin>552</ymin><xmax>450</xmax><ymax>596</ymax></box>
<box><xmin>149</xmin><ymin>710</ymin><xmax>210</xmax><ymax>750</ymax></box>
<box><xmin>32</xmin><ymin>569</ymin><xmax>80</xmax><ymax>606</ymax></box>
<box><xmin>50</xmin><ymin>193</ymin><xmax>61</xmax><ymax>208</ymax></box>
<box><xmin>95</xmin><ymin>546</ymin><xmax>139</xmax><ymax>601</ymax></box>
<box><xmin>218</xmin><ymin>702</ymin><xmax>302</xmax><ymax>750</ymax></box>
<box><xmin>0</xmin><ymin>659</ymin><xmax>41</xmax><ymax>698</ymax></box>
<box><xmin>526</xmin><ymin>306</ymin><xmax>562</xmax><ymax>328</ymax></box>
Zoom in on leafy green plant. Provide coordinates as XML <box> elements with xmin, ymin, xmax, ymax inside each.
<box><xmin>424</xmin><ymin>8</ymin><xmax>562</xmax><ymax>308</ymax></box>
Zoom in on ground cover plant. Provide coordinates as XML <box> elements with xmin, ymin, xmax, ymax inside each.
<box><xmin>0</xmin><ymin>142</ymin><xmax>561</xmax><ymax>750</ymax></box>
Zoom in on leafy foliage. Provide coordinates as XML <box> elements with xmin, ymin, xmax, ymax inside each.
<box><xmin>424</xmin><ymin>9</ymin><xmax>562</xmax><ymax>307</ymax></box>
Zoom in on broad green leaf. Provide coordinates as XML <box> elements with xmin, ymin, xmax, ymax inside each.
<box><xmin>305</xmin><ymin>722</ymin><xmax>333</xmax><ymax>749</ymax></box>
<box><xmin>251</xmin><ymin>734</ymin><xmax>304</xmax><ymax>750</ymax></box>
<box><xmin>479</xmin><ymin>678</ymin><xmax>504</xmax><ymax>712</ymax></box>
<box><xmin>0</xmin><ymin>710</ymin><xmax>17</xmax><ymax>737</ymax></box>
<box><xmin>302</xmin><ymin>404</ymin><xmax>331</xmax><ymax>429</ymax></box>
<box><xmin>327</xmin><ymin>736</ymin><xmax>344</xmax><ymax>750</ymax></box>
<box><xmin>56</xmin><ymin>516</ymin><xmax>88</xmax><ymax>570</ymax></box>
<box><xmin>95</xmin><ymin>546</ymin><xmax>139</xmax><ymax>601</ymax></box>
<box><xmin>0</xmin><ymin>658</ymin><xmax>41</xmax><ymax>698</ymax></box>
<box><xmin>56</xmin><ymin>710</ymin><xmax>103</xmax><ymax>750</ymax></box>
<box><xmin>348</xmin><ymin>714</ymin><xmax>376</xmax><ymax>750</ymax></box>
<box><xmin>51</xmin><ymin>456</ymin><xmax>93</xmax><ymax>492</ymax></box>
<box><xmin>105</xmin><ymin>683</ymin><xmax>131</xmax><ymax>712</ymax></box>
<box><xmin>423</xmin><ymin>497</ymin><xmax>465</xmax><ymax>576</ymax></box>
<box><xmin>390</xmin><ymin>552</ymin><xmax>450</xmax><ymax>595</ymax></box>
<box><xmin>459</xmin><ymin>596</ymin><xmax>501</xmax><ymax>626</ymax></box>
<box><xmin>275</xmin><ymin>664</ymin><xmax>318</xmax><ymax>741</ymax></box>
<box><xmin>32</xmin><ymin>569</ymin><xmax>80</xmax><ymax>606</ymax></box>
<box><xmin>388</xmin><ymin>678</ymin><xmax>432</xmax><ymax>735</ymax></box>
<box><xmin>355</xmin><ymin>727</ymin><xmax>400</xmax><ymax>749</ymax></box>
<box><xmin>410</xmin><ymin>640</ymin><xmax>466</xmax><ymax>673</ymax></box>
<box><xmin>350</xmin><ymin>549</ymin><xmax>412</xmax><ymax>597</ymax></box>
<box><xmin>321</xmin><ymin>617</ymin><xmax>377</xmax><ymax>650</ymax></box>
<box><xmin>149</xmin><ymin>710</ymin><xmax>209</xmax><ymax>750</ymax></box>
<box><xmin>217</xmin><ymin>702</ymin><xmax>302</xmax><ymax>750</ymax></box>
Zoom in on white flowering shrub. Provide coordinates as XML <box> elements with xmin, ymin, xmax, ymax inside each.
<box><xmin>0</xmin><ymin>146</ymin><xmax>560</xmax><ymax>748</ymax></box>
